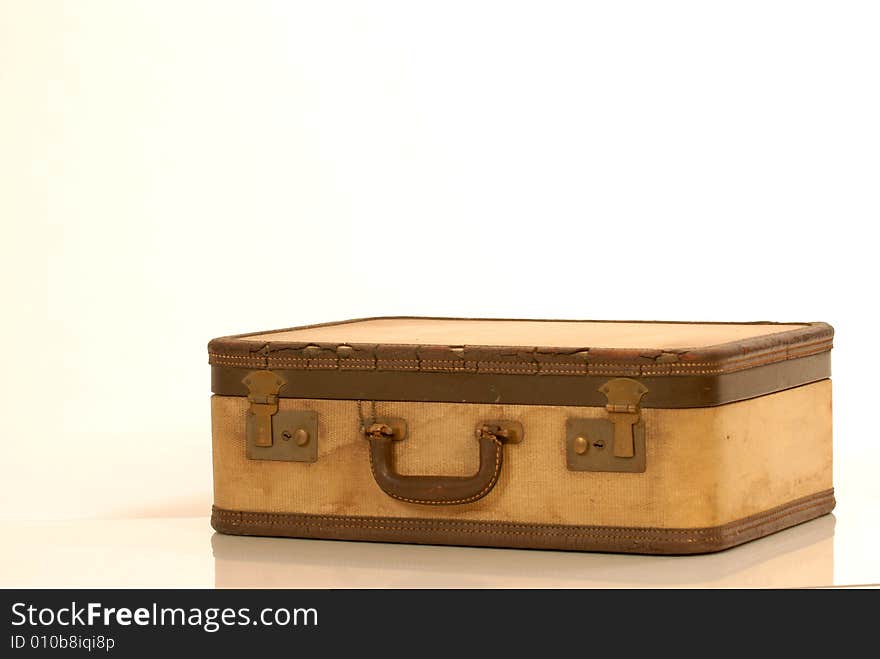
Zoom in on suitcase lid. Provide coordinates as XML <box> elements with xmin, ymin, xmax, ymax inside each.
<box><xmin>209</xmin><ymin>317</ymin><xmax>832</xmax><ymax>408</ymax></box>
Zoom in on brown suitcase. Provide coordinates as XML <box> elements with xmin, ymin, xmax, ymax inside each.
<box><xmin>208</xmin><ymin>317</ymin><xmax>834</xmax><ymax>554</ymax></box>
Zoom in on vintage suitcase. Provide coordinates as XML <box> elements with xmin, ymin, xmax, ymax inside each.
<box><xmin>209</xmin><ymin>317</ymin><xmax>834</xmax><ymax>554</ymax></box>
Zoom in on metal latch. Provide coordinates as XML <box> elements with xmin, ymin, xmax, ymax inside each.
<box><xmin>600</xmin><ymin>378</ymin><xmax>648</xmax><ymax>458</ymax></box>
<box><xmin>243</xmin><ymin>370</ymin><xmax>318</xmax><ymax>463</ymax></box>
<box><xmin>566</xmin><ymin>378</ymin><xmax>648</xmax><ymax>473</ymax></box>
<box><xmin>243</xmin><ymin>370</ymin><xmax>285</xmax><ymax>447</ymax></box>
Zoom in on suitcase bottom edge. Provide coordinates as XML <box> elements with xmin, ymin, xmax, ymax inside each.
<box><xmin>210</xmin><ymin>489</ymin><xmax>834</xmax><ymax>556</ymax></box>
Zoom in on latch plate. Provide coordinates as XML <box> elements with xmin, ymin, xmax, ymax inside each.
<box><xmin>565</xmin><ymin>417</ymin><xmax>646</xmax><ymax>473</ymax></box>
<box><xmin>566</xmin><ymin>377</ymin><xmax>648</xmax><ymax>473</ymax></box>
<box><xmin>247</xmin><ymin>409</ymin><xmax>318</xmax><ymax>463</ymax></box>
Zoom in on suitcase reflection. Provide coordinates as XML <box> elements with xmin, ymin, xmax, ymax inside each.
<box><xmin>212</xmin><ymin>514</ymin><xmax>834</xmax><ymax>588</ymax></box>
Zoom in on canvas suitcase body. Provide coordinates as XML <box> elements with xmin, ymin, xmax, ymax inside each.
<box><xmin>208</xmin><ymin>317</ymin><xmax>834</xmax><ymax>554</ymax></box>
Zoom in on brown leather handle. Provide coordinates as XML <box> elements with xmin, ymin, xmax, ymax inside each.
<box><xmin>366</xmin><ymin>427</ymin><xmax>511</xmax><ymax>506</ymax></box>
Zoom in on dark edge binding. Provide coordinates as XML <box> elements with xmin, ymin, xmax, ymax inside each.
<box><xmin>208</xmin><ymin>317</ymin><xmax>833</xmax><ymax>374</ymax></box>
<box><xmin>211</xmin><ymin>489</ymin><xmax>835</xmax><ymax>556</ymax></box>
<box><xmin>212</xmin><ymin>352</ymin><xmax>830</xmax><ymax>409</ymax></box>
<box><xmin>208</xmin><ymin>317</ymin><xmax>833</xmax><ymax>408</ymax></box>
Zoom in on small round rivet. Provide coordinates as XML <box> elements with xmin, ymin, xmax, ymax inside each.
<box><xmin>573</xmin><ymin>436</ymin><xmax>588</xmax><ymax>455</ymax></box>
<box><xmin>293</xmin><ymin>428</ymin><xmax>310</xmax><ymax>446</ymax></box>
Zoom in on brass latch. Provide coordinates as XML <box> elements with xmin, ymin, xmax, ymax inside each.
<box><xmin>243</xmin><ymin>370</ymin><xmax>319</xmax><ymax>463</ymax></box>
<box><xmin>242</xmin><ymin>370</ymin><xmax>286</xmax><ymax>447</ymax></box>
<box><xmin>599</xmin><ymin>378</ymin><xmax>648</xmax><ymax>458</ymax></box>
<box><xmin>566</xmin><ymin>378</ymin><xmax>648</xmax><ymax>473</ymax></box>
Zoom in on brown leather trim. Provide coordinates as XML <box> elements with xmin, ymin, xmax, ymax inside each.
<box><xmin>208</xmin><ymin>317</ymin><xmax>833</xmax><ymax>375</ymax></box>
<box><xmin>211</xmin><ymin>352</ymin><xmax>830</xmax><ymax>409</ymax></box>
<box><xmin>211</xmin><ymin>489</ymin><xmax>835</xmax><ymax>555</ymax></box>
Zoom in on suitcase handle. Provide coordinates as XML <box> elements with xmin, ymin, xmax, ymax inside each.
<box><xmin>364</xmin><ymin>422</ymin><xmax>521</xmax><ymax>505</ymax></box>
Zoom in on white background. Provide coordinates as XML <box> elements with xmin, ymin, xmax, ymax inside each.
<box><xmin>0</xmin><ymin>1</ymin><xmax>877</xmax><ymax>584</ymax></box>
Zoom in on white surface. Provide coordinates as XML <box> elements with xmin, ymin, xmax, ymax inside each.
<box><xmin>0</xmin><ymin>2</ymin><xmax>878</xmax><ymax>588</ymax></box>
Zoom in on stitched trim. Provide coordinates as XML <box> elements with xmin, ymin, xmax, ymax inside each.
<box><xmin>212</xmin><ymin>489</ymin><xmax>831</xmax><ymax>535</ymax></box>
<box><xmin>212</xmin><ymin>489</ymin><xmax>834</xmax><ymax>547</ymax></box>
<box><xmin>210</xmin><ymin>341</ymin><xmax>834</xmax><ymax>366</ymax></box>
<box><xmin>215</xmin><ymin>503</ymin><xmax>825</xmax><ymax>542</ymax></box>
<box><xmin>366</xmin><ymin>436</ymin><xmax>504</xmax><ymax>505</ymax></box>
<box><xmin>207</xmin><ymin>339</ymin><xmax>832</xmax><ymax>376</ymax></box>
